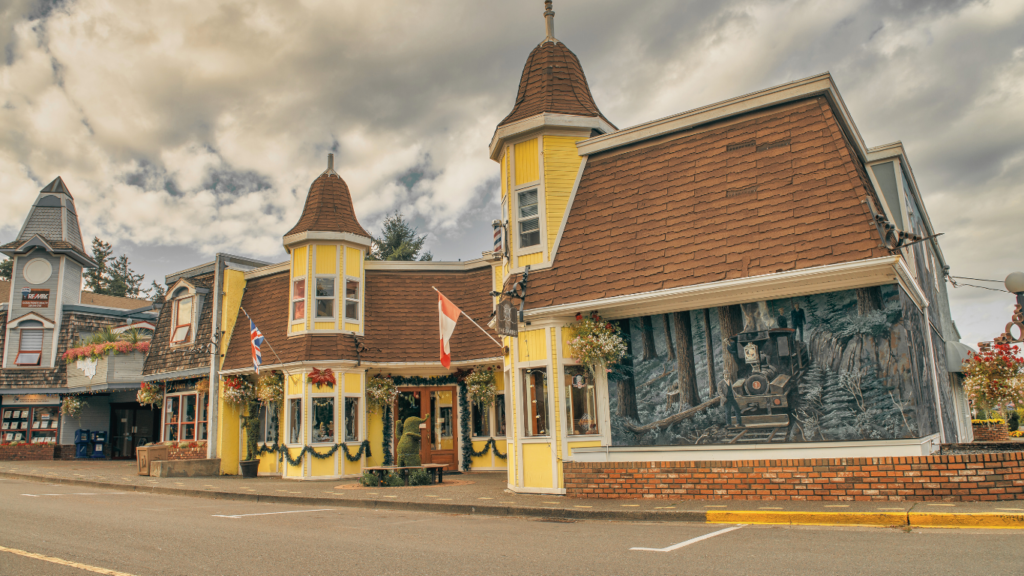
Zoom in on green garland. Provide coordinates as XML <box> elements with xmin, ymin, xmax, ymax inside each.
<box><xmin>381</xmin><ymin>407</ymin><xmax>394</xmax><ymax>466</ymax></box>
<box><xmin>388</xmin><ymin>374</ymin><xmax>462</xmax><ymax>387</ymax></box>
<box><xmin>467</xmin><ymin>437</ymin><xmax>507</xmax><ymax>459</ymax></box>
<box><xmin>256</xmin><ymin>440</ymin><xmax>372</xmax><ymax>466</ymax></box>
<box><xmin>459</xmin><ymin>381</ymin><xmax>472</xmax><ymax>471</ymax></box>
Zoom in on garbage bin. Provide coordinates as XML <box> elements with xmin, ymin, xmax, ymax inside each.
<box><xmin>90</xmin><ymin>431</ymin><xmax>107</xmax><ymax>459</ymax></box>
<box><xmin>74</xmin><ymin>429</ymin><xmax>91</xmax><ymax>459</ymax></box>
<box><xmin>136</xmin><ymin>444</ymin><xmax>170</xmax><ymax>476</ymax></box>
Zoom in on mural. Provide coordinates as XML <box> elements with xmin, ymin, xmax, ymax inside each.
<box><xmin>608</xmin><ymin>284</ymin><xmax>941</xmax><ymax>446</ymax></box>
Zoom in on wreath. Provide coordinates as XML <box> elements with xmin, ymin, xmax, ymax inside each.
<box><xmin>366</xmin><ymin>375</ymin><xmax>397</xmax><ymax>409</ymax></box>
<box><xmin>566</xmin><ymin>312</ymin><xmax>627</xmax><ymax>376</ymax></box>
<box><xmin>465</xmin><ymin>367</ymin><xmax>497</xmax><ymax>408</ymax></box>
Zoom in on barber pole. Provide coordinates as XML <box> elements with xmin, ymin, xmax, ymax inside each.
<box><xmin>492</xmin><ymin>219</ymin><xmax>503</xmax><ymax>254</ymax></box>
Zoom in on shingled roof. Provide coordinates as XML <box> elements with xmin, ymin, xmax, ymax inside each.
<box><xmin>498</xmin><ymin>40</ymin><xmax>613</xmax><ymax>129</ymax></box>
<box><xmin>285</xmin><ymin>156</ymin><xmax>370</xmax><ymax>240</ymax></box>
<box><xmin>518</xmin><ymin>96</ymin><xmax>889</xmax><ymax>310</ymax></box>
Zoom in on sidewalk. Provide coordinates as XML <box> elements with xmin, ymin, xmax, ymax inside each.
<box><xmin>2</xmin><ymin>460</ymin><xmax>1023</xmax><ymax>529</ymax></box>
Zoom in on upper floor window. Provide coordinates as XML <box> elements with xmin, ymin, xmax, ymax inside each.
<box><xmin>315</xmin><ymin>277</ymin><xmax>335</xmax><ymax>319</ymax></box>
<box><xmin>15</xmin><ymin>328</ymin><xmax>43</xmax><ymax>366</ymax></box>
<box><xmin>518</xmin><ymin>189</ymin><xmax>540</xmax><ymax>248</ymax></box>
<box><xmin>345</xmin><ymin>280</ymin><xmax>360</xmax><ymax>322</ymax></box>
<box><xmin>171</xmin><ymin>296</ymin><xmax>193</xmax><ymax>344</ymax></box>
<box><xmin>292</xmin><ymin>279</ymin><xmax>306</xmax><ymax>322</ymax></box>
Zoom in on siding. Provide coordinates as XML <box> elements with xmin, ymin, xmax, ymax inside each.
<box><xmin>543</xmin><ymin>136</ymin><xmax>584</xmax><ymax>256</ymax></box>
<box><xmin>62</xmin><ymin>261</ymin><xmax>82</xmax><ymax>304</ymax></box>
<box><xmin>514</xmin><ymin>138</ymin><xmax>539</xmax><ymax>185</ymax></box>
<box><xmin>9</xmin><ymin>252</ymin><xmax>62</xmax><ymax>323</ymax></box>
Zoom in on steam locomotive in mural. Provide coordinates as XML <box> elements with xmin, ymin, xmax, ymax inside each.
<box><xmin>721</xmin><ymin>328</ymin><xmax>807</xmax><ymax>443</ymax></box>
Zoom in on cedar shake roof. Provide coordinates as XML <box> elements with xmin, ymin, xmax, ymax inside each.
<box><xmin>221</xmin><ymin>266</ymin><xmax>499</xmax><ymax>371</ymax></box>
<box><xmin>286</xmin><ymin>171</ymin><xmax>370</xmax><ymax>239</ymax></box>
<box><xmin>498</xmin><ymin>40</ymin><xmax>613</xmax><ymax>128</ymax></box>
<box><xmin>142</xmin><ymin>273</ymin><xmax>215</xmax><ymax>377</ymax></box>
<box><xmin>520</xmin><ymin>96</ymin><xmax>890</xmax><ymax>310</ymax></box>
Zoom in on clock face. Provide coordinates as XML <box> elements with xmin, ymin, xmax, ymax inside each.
<box><xmin>23</xmin><ymin>258</ymin><xmax>53</xmax><ymax>285</ymax></box>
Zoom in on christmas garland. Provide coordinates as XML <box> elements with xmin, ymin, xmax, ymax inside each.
<box><xmin>256</xmin><ymin>440</ymin><xmax>372</xmax><ymax>466</ymax></box>
<box><xmin>459</xmin><ymin>381</ymin><xmax>472</xmax><ymax>471</ymax></box>
<box><xmin>381</xmin><ymin>408</ymin><xmax>394</xmax><ymax>466</ymax></box>
<box><xmin>389</xmin><ymin>374</ymin><xmax>462</xmax><ymax>387</ymax></box>
<box><xmin>467</xmin><ymin>437</ymin><xmax>507</xmax><ymax>459</ymax></box>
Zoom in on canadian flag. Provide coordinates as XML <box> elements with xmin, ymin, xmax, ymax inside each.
<box><xmin>438</xmin><ymin>291</ymin><xmax>462</xmax><ymax>368</ymax></box>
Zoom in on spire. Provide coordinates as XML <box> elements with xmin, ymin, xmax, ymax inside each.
<box><xmin>0</xmin><ymin>176</ymin><xmax>94</xmax><ymax>266</ymax></box>
<box><xmin>322</xmin><ymin>152</ymin><xmax>339</xmax><ymax>177</ymax></box>
<box><xmin>285</xmin><ymin>154</ymin><xmax>370</xmax><ymax>243</ymax></box>
<box><xmin>544</xmin><ymin>0</ymin><xmax>555</xmax><ymax>42</ymax></box>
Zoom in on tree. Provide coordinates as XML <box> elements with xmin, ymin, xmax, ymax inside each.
<box><xmin>615</xmin><ymin>319</ymin><xmax>639</xmax><ymax>421</ymax></box>
<box><xmin>105</xmin><ymin>255</ymin><xmax>146</xmax><ymax>298</ymax></box>
<box><xmin>716</xmin><ymin>305</ymin><xmax>744</xmax><ymax>384</ymax></box>
<box><xmin>149</xmin><ymin>281</ymin><xmax>166</xmax><ymax>301</ymax></box>
<box><xmin>0</xmin><ymin>257</ymin><xmax>11</xmax><ymax>281</ymax></box>
<box><xmin>640</xmin><ymin>316</ymin><xmax>657</xmax><ymax>361</ymax></box>
<box><xmin>84</xmin><ymin>237</ymin><xmax>113</xmax><ymax>293</ymax></box>
<box><xmin>369</xmin><ymin>212</ymin><xmax>433</xmax><ymax>261</ymax></box>
<box><xmin>673</xmin><ymin>311</ymin><xmax>700</xmax><ymax>409</ymax></box>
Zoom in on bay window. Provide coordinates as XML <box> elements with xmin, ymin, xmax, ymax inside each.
<box><xmin>564</xmin><ymin>366</ymin><xmax>600</xmax><ymax>435</ymax></box>
<box><xmin>287</xmin><ymin>398</ymin><xmax>303</xmax><ymax>445</ymax></box>
<box><xmin>517</xmin><ymin>189</ymin><xmax>540</xmax><ymax>248</ymax></box>
<box><xmin>345</xmin><ymin>279</ymin><xmax>360</xmax><ymax>321</ymax></box>
<box><xmin>292</xmin><ymin>278</ymin><xmax>306</xmax><ymax>322</ymax></box>
<box><xmin>257</xmin><ymin>403</ymin><xmax>278</xmax><ymax>444</ymax></box>
<box><xmin>311</xmin><ymin>397</ymin><xmax>334</xmax><ymax>444</ymax></box>
<box><xmin>315</xmin><ymin>277</ymin><xmax>335</xmax><ymax>319</ymax></box>
<box><xmin>344</xmin><ymin>397</ymin><xmax>359</xmax><ymax>442</ymax></box>
<box><xmin>162</xmin><ymin>391</ymin><xmax>208</xmax><ymax>442</ymax></box>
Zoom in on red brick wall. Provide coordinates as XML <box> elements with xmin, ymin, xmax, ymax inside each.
<box><xmin>564</xmin><ymin>453</ymin><xmax>1024</xmax><ymax>502</ymax></box>
<box><xmin>973</xmin><ymin>423</ymin><xmax>1009</xmax><ymax>442</ymax></box>
<box><xmin>0</xmin><ymin>443</ymin><xmax>56</xmax><ymax>461</ymax></box>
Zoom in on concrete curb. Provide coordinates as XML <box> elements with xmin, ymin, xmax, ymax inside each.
<box><xmin>6</xmin><ymin>471</ymin><xmax>1024</xmax><ymax>529</ymax></box>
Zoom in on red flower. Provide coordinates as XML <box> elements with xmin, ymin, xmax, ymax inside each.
<box><xmin>575</xmin><ymin>313</ymin><xmax>582</xmax><ymax>321</ymax></box>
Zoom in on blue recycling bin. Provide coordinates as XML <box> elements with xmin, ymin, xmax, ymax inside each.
<box><xmin>89</xmin><ymin>431</ymin><xmax>107</xmax><ymax>459</ymax></box>
<box><xmin>74</xmin><ymin>429</ymin><xmax>91</xmax><ymax>458</ymax></box>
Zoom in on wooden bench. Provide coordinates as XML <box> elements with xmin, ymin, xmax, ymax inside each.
<box><xmin>364</xmin><ymin>463</ymin><xmax>448</xmax><ymax>486</ymax></box>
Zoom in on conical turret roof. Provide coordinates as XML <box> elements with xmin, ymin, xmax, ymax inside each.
<box><xmin>285</xmin><ymin>155</ymin><xmax>370</xmax><ymax>241</ymax></box>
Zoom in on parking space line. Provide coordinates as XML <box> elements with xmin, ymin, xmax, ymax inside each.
<box><xmin>0</xmin><ymin>544</ymin><xmax>136</xmax><ymax>575</ymax></box>
<box><xmin>631</xmin><ymin>525</ymin><xmax>747</xmax><ymax>553</ymax></box>
<box><xmin>213</xmin><ymin>508</ymin><xmax>334</xmax><ymax>519</ymax></box>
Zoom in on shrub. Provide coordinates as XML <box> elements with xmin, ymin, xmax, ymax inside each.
<box><xmin>385</xmin><ymin>472</ymin><xmax>405</xmax><ymax>487</ymax></box>
<box><xmin>360</xmin><ymin>471</ymin><xmax>380</xmax><ymax>487</ymax></box>
<box><xmin>408</xmin><ymin>469</ymin><xmax>432</xmax><ymax>486</ymax></box>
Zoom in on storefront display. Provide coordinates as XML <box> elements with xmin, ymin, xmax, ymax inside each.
<box><xmin>2</xmin><ymin>406</ymin><xmax>60</xmax><ymax>443</ymax></box>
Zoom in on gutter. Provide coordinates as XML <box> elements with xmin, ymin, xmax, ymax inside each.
<box><xmin>207</xmin><ymin>255</ymin><xmax>226</xmax><ymax>460</ymax></box>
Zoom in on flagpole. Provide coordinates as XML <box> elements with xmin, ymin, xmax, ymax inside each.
<box><xmin>240</xmin><ymin>306</ymin><xmax>285</xmax><ymax>365</ymax></box>
<box><xmin>432</xmin><ymin>287</ymin><xmax>504</xmax><ymax>349</ymax></box>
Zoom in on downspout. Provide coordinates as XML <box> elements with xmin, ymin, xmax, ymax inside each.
<box><xmin>207</xmin><ymin>254</ymin><xmax>226</xmax><ymax>460</ymax></box>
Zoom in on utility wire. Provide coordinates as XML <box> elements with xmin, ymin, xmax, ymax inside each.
<box><xmin>949</xmin><ymin>276</ymin><xmax>1004</xmax><ymax>283</ymax></box>
<box><xmin>954</xmin><ymin>282</ymin><xmax>1011</xmax><ymax>293</ymax></box>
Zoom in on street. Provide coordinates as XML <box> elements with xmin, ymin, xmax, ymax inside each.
<box><xmin>0</xmin><ymin>477</ymin><xmax>1022</xmax><ymax>576</ymax></box>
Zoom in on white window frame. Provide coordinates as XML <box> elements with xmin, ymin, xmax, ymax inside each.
<box><xmin>313</xmin><ymin>275</ymin><xmax>336</xmax><ymax>321</ymax></box>
<box><xmin>257</xmin><ymin>401</ymin><xmax>279</xmax><ymax>446</ymax></box>
<box><xmin>561</xmin><ymin>363</ymin><xmax>602</xmax><ymax>438</ymax></box>
<box><xmin>285</xmin><ymin>395</ymin><xmax>304</xmax><ymax>447</ymax></box>
<box><xmin>470</xmin><ymin>391</ymin><xmax>507</xmax><ymax>441</ymax></box>
<box><xmin>344</xmin><ymin>277</ymin><xmax>360</xmax><ymax>322</ymax></box>
<box><xmin>521</xmin><ymin>367</ymin><xmax>552</xmax><ymax>438</ymax></box>
<box><xmin>343</xmin><ymin>395</ymin><xmax>361</xmax><ymax>443</ymax></box>
<box><xmin>15</xmin><ymin>328</ymin><xmax>43</xmax><ymax>366</ymax></box>
<box><xmin>309</xmin><ymin>390</ymin><xmax>336</xmax><ymax>446</ymax></box>
<box><xmin>515</xmin><ymin>187</ymin><xmax>542</xmax><ymax>252</ymax></box>
<box><xmin>291</xmin><ymin>277</ymin><xmax>307</xmax><ymax>325</ymax></box>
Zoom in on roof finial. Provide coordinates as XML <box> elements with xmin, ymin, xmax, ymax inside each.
<box><xmin>544</xmin><ymin>0</ymin><xmax>555</xmax><ymax>42</ymax></box>
<box><xmin>322</xmin><ymin>152</ymin><xmax>338</xmax><ymax>177</ymax></box>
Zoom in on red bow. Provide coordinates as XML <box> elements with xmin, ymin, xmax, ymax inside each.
<box><xmin>309</xmin><ymin>368</ymin><xmax>336</xmax><ymax>387</ymax></box>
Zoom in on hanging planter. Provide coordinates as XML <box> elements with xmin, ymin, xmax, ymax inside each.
<box><xmin>307</xmin><ymin>368</ymin><xmax>336</xmax><ymax>389</ymax></box>
<box><xmin>137</xmin><ymin>383</ymin><xmax>163</xmax><ymax>409</ymax></box>
<box><xmin>61</xmin><ymin>395</ymin><xmax>87</xmax><ymax>419</ymax></box>
<box><xmin>223</xmin><ymin>375</ymin><xmax>255</xmax><ymax>406</ymax></box>
<box><xmin>366</xmin><ymin>375</ymin><xmax>397</xmax><ymax>409</ymax></box>
<box><xmin>465</xmin><ymin>367</ymin><xmax>497</xmax><ymax>408</ymax></box>
<box><xmin>195</xmin><ymin>378</ymin><xmax>210</xmax><ymax>395</ymax></box>
<box><xmin>566</xmin><ymin>312</ymin><xmax>628</xmax><ymax>377</ymax></box>
<box><xmin>256</xmin><ymin>372</ymin><xmax>284</xmax><ymax>405</ymax></box>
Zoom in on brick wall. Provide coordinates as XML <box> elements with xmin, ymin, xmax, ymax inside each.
<box><xmin>564</xmin><ymin>452</ymin><xmax>1024</xmax><ymax>502</ymax></box>
<box><xmin>167</xmin><ymin>441</ymin><xmax>207</xmax><ymax>460</ymax></box>
<box><xmin>972</xmin><ymin>423</ymin><xmax>1009</xmax><ymax>442</ymax></box>
<box><xmin>0</xmin><ymin>443</ymin><xmax>56</xmax><ymax>461</ymax></box>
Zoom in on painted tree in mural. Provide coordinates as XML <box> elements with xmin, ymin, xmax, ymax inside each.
<box><xmin>663</xmin><ymin>315</ymin><xmax>676</xmax><ymax>361</ymax></box>
<box><xmin>640</xmin><ymin>316</ymin><xmax>657</xmax><ymax>361</ymax></box>
<box><xmin>615</xmin><ymin>319</ymin><xmax>639</xmax><ymax>420</ymax></box>
<box><xmin>716</xmin><ymin>305</ymin><xmax>743</xmax><ymax>384</ymax></box>
<box><xmin>672</xmin><ymin>311</ymin><xmax>699</xmax><ymax>409</ymax></box>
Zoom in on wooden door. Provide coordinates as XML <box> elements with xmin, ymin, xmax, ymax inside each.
<box><xmin>393</xmin><ymin>387</ymin><xmax>458</xmax><ymax>470</ymax></box>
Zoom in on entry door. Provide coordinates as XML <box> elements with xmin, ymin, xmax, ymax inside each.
<box><xmin>111</xmin><ymin>409</ymin><xmax>134</xmax><ymax>459</ymax></box>
<box><xmin>394</xmin><ymin>388</ymin><xmax>458</xmax><ymax>470</ymax></box>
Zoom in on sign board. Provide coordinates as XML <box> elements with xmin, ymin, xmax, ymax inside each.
<box><xmin>495</xmin><ymin>297</ymin><xmax>518</xmax><ymax>338</ymax></box>
<box><xmin>21</xmin><ymin>288</ymin><xmax>50</xmax><ymax>308</ymax></box>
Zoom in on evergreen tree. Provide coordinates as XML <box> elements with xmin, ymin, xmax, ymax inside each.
<box><xmin>149</xmin><ymin>281</ymin><xmax>166</xmax><ymax>301</ymax></box>
<box><xmin>84</xmin><ymin>237</ymin><xmax>112</xmax><ymax>293</ymax></box>
<box><xmin>0</xmin><ymin>257</ymin><xmax>11</xmax><ymax>281</ymax></box>
<box><xmin>368</xmin><ymin>212</ymin><xmax>433</xmax><ymax>261</ymax></box>
<box><xmin>105</xmin><ymin>255</ymin><xmax>146</xmax><ymax>298</ymax></box>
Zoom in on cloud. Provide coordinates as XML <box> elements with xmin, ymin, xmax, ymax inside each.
<box><xmin>0</xmin><ymin>0</ymin><xmax>1022</xmax><ymax>344</ymax></box>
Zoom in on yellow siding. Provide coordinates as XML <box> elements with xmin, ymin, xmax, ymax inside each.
<box><xmin>314</xmin><ymin>321</ymin><xmax>334</xmax><ymax>330</ymax></box>
<box><xmin>500</xmin><ymin>153</ymin><xmax>507</xmax><ymax>198</ymax></box>
<box><xmin>543</xmin><ymin>136</ymin><xmax>584</xmax><ymax>255</ymax></box>
<box><xmin>506</xmin><ymin>365</ymin><xmax>516</xmax><ymax>486</ymax></box>
<box><xmin>344</xmin><ymin>372</ymin><xmax>361</xmax><ymax>395</ymax></box>
<box><xmin>285</xmin><ymin>448</ymin><xmax>303</xmax><ymax>477</ymax></box>
<box><xmin>518</xmin><ymin>252</ymin><xmax>543</xmax><ymax>268</ymax></box>
<box><xmin>344</xmin><ymin>322</ymin><xmax>360</xmax><ymax>332</ymax></box>
<box><xmin>345</xmin><ymin>247</ymin><xmax>361</xmax><ymax>278</ymax></box>
<box><xmin>514</xmin><ymin>138</ymin><xmax>539</xmax><ymax>185</ymax></box>
<box><xmin>217</xmin><ymin>394</ymin><xmax>241</xmax><ymax>475</ymax></box>
<box><xmin>344</xmin><ymin>456</ymin><xmax>362</xmax><ymax>476</ymax></box>
<box><xmin>567</xmin><ymin>440</ymin><xmax>601</xmax><ymax>456</ymax></box>
<box><xmin>315</xmin><ymin>245</ymin><xmax>336</xmax><ymax>275</ymax></box>
<box><xmin>288</xmin><ymin>373</ymin><xmax>303</xmax><ymax>396</ymax></box>
<box><xmin>522</xmin><ymin>443</ymin><xmax>552</xmax><ymax>488</ymax></box>
<box><xmin>470</xmin><ymin>441</ymin><xmax>492</xmax><ymax>470</ymax></box>
<box><xmin>517</xmin><ymin>329</ymin><xmax>547</xmax><ymax>362</ymax></box>
<box><xmin>366</xmin><ymin>407</ymin><xmax>384</xmax><ymax>467</ymax></box>
<box><xmin>293</xmin><ymin>246</ymin><xmax>307</xmax><ymax>276</ymax></box>
<box><xmin>311</xmin><ymin>449</ymin><xmax>334</xmax><ymax>477</ymax></box>
<box><xmin>495</xmin><ymin>370</ymin><xmax>505</xmax><ymax>393</ymax></box>
<box><xmin>551</xmin><ymin>331</ymin><xmax>563</xmax><ymax>487</ymax></box>
<box><xmin>562</xmin><ymin>326</ymin><xmax>575</xmax><ymax>360</ymax></box>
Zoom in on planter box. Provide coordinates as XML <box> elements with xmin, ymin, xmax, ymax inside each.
<box><xmin>973</xmin><ymin>422</ymin><xmax>1010</xmax><ymax>442</ymax></box>
<box><xmin>136</xmin><ymin>445</ymin><xmax>171</xmax><ymax>476</ymax></box>
<box><xmin>151</xmin><ymin>458</ymin><xmax>221</xmax><ymax>478</ymax></box>
<box><xmin>66</xmin><ymin>351</ymin><xmax>147</xmax><ymax>390</ymax></box>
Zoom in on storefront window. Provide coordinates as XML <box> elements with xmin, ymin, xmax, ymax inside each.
<box><xmin>344</xmin><ymin>398</ymin><xmax>359</xmax><ymax>442</ymax></box>
<box><xmin>471</xmin><ymin>400</ymin><xmax>489</xmax><ymax>437</ymax></box>
<box><xmin>3</xmin><ymin>406</ymin><xmax>59</xmax><ymax>443</ymax></box>
<box><xmin>164</xmin><ymin>396</ymin><xmax>180</xmax><ymax>441</ymax></box>
<box><xmin>181</xmin><ymin>394</ymin><xmax>197</xmax><ymax>440</ymax></box>
<box><xmin>565</xmin><ymin>366</ymin><xmax>600</xmax><ymax>435</ymax></box>
<box><xmin>522</xmin><ymin>369</ymin><xmax>549</xmax><ymax>437</ymax></box>
<box><xmin>430</xmin><ymin>391</ymin><xmax>454</xmax><ymax>450</ymax></box>
<box><xmin>162</xmin><ymin>391</ymin><xmax>208</xmax><ymax>442</ymax></box>
<box><xmin>311</xmin><ymin>397</ymin><xmax>334</xmax><ymax>444</ymax></box>
<box><xmin>494</xmin><ymin>394</ymin><xmax>506</xmax><ymax>437</ymax></box>
<box><xmin>288</xmin><ymin>398</ymin><xmax>303</xmax><ymax>444</ymax></box>
<box><xmin>197</xmin><ymin>394</ymin><xmax>208</xmax><ymax>441</ymax></box>
<box><xmin>258</xmin><ymin>403</ymin><xmax>278</xmax><ymax>444</ymax></box>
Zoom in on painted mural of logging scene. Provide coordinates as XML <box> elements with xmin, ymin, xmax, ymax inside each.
<box><xmin>608</xmin><ymin>284</ymin><xmax>942</xmax><ymax>446</ymax></box>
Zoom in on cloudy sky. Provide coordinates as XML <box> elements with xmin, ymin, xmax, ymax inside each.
<box><xmin>1</xmin><ymin>0</ymin><xmax>1022</xmax><ymax>346</ymax></box>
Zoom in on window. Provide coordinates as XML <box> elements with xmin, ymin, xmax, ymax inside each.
<box><xmin>522</xmin><ymin>369</ymin><xmax>549</xmax><ymax>437</ymax></box>
<box><xmin>311</xmin><ymin>397</ymin><xmax>335</xmax><ymax>444</ymax></box>
<box><xmin>315</xmin><ymin>277</ymin><xmax>335</xmax><ymax>319</ymax></box>
<box><xmin>565</xmin><ymin>366</ymin><xmax>600</xmax><ymax>435</ymax></box>
<box><xmin>164</xmin><ymin>396</ymin><xmax>180</xmax><ymax>441</ymax></box>
<box><xmin>292</xmin><ymin>279</ymin><xmax>306</xmax><ymax>322</ymax></box>
<box><xmin>3</xmin><ymin>406</ymin><xmax>59</xmax><ymax>443</ymax></box>
<box><xmin>171</xmin><ymin>297</ymin><xmax>193</xmax><ymax>344</ymax></box>
<box><xmin>15</xmin><ymin>328</ymin><xmax>43</xmax><ymax>366</ymax></box>
<box><xmin>344</xmin><ymin>398</ymin><xmax>359</xmax><ymax>442</ymax></box>
<box><xmin>517</xmin><ymin>189</ymin><xmax>540</xmax><ymax>248</ymax></box>
<box><xmin>345</xmin><ymin>280</ymin><xmax>360</xmax><ymax>321</ymax></box>
<box><xmin>257</xmin><ymin>403</ymin><xmax>278</xmax><ymax>444</ymax></box>
<box><xmin>471</xmin><ymin>400</ymin><xmax>490</xmax><ymax>438</ymax></box>
<box><xmin>471</xmin><ymin>393</ymin><xmax>506</xmax><ymax>439</ymax></box>
<box><xmin>161</xmin><ymin>391</ymin><xmax>208</xmax><ymax>442</ymax></box>
<box><xmin>287</xmin><ymin>398</ymin><xmax>303</xmax><ymax>444</ymax></box>
<box><xmin>494</xmin><ymin>394</ymin><xmax>506</xmax><ymax>437</ymax></box>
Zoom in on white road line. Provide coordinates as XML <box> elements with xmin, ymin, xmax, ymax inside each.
<box><xmin>213</xmin><ymin>508</ymin><xmax>335</xmax><ymax>519</ymax></box>
<box><xmin>631</xmin><ymin>525</ymin><xmax>748</xmax><ymax>553</ymax></box>
<box><xmin>22</xmin><ymin>492</ymin><xmax>126</xmax><ymax>497</ymax></box>
<box><xmin>0</xmin><ymin>545</ymin><xmax>136</xmax><ymax>576</ymax></box>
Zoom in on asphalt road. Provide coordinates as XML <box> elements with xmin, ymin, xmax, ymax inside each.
<box><xmin>1</xmin><ymin>477</ymin><xmax>1022</xmax><ymax>576</ymax></box>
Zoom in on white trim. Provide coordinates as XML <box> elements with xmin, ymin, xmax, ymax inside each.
<box><xmin>524</xmin><ymin>256</ymin><xmax>904</xmax><ymax>321</ymax></box>
<box><xmin>894</xmin><ymin>257</ymin><xmax>930</xmax><ymax>310</ymax></box>
<box><xmin>244</xmin><ymin>261</ymin><xmax>289</xmax><ymax>280</ymax></box>
<box><xmin>363</xmin><ymin>257</ymin><xmax>496</xmax><ymax>272</ymax></box>
<box><xmin>6</xmin><ymin>312</ymin><xmax>56</xmax><ymax>329</ymax></box>
<box><xmin>549</xmin><ymin>155</ymin><xmax>588</xmax><ymax>264</ymax></box>
<box><xmin>489</xmin><ymin>113</ymin><xmax>613</xmax><ymax>160</ymax></box>
<box><xmin>283</xmin><ymin>231</ymin><xmax>371</xmax><ymax>249</ymax></box>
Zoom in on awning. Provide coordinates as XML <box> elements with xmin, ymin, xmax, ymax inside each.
<box><xmin>946</xmin><ymin>341</ymin><xmax>975</xmax><ymax>373</ymax></box>
<box><xmin>1</xmin><ymin>382</ymin><xmax>143</xmax><ymax>395</ymax></box>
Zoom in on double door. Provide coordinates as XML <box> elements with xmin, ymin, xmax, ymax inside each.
<box><xmin>110</xmin><ymin>405</ymin><xmax>156</xmax><ymax>459</ymax></box>
<box><xmin>394</xmin><ymin>387</ymin><xmax>458</xmax><ymax>470</ymax></box>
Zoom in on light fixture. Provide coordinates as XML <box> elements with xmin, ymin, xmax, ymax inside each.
<box><xmin>1005</xmin><ymin>272</ymin><xmax>1024</xmax><ymax>296</ymax></box>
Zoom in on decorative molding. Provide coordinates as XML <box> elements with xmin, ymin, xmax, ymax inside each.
<box><xmin>282</xmin><ymin>231</ymin><xmax>372</xmax><ymax>248</ymax></box>
<box><xmin>489</xmin><ymin>113</ymin><xmax>611</xmax><ymax>161</ymax></box>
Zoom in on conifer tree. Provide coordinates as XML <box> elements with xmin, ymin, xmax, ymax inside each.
<box><xmin>0</xmin><ymin>257</ymin><xmax>11</xmax><ymax>281</ymax></box>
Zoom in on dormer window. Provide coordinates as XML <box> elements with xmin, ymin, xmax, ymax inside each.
<box><xmin>292</xmin><ymin>279</ymin><xmax>306</xmax><ymax>321</ymax></box>
<box><xmin>15</xmin><ymin>323</ymin><xmax>43</xmax><ymax>366</ymax></box>
<box><xmin>315</xmin><ymin>277</ymin><xmax>335</xmax><ymax>319</ymax></box>
<box><xmin>518</xmin><ymin>189</ymin><xmax>540</xmax><ymax>248</ymax></box>
<box><xmin>171</xmin><ymin>296</ymin><xmax>193</xmax><ymax>344</ymax></box>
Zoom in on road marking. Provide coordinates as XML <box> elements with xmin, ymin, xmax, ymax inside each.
<box><xmin>704</xmin><ymin>505</ymin><xmax>726</xmax><ymax>508</ymax></box>
<box><xmin>655</xmin><ymin>506</ymin><xmax>676</xmax><ymax>509</ymax></box>
<box><xmin>631</xmin><ymin>525</ymin><xmax>747</xmax><ymax>552</ymax></box>
<box><xmin>22</xmin><ymin>492</ymin><xmax>126</xmax><ymax>497</ymax></box>
<box><xmin>478</xmin><ymin>497</ymin><xmax>494</xmax><ymax>500</ymax></box>
<box><xmin>759</xmin><ymin>507</ymin><xmax>783</xmax><ymax>510</ymax></box>
<box><xmin>543</xmin><ymin>501</ymin><xmax>560</xmax><ymax>504</ymax></box>
<box><xmin>574</xmin><ymin>505</ymin><xmax>592</xmax><ymax>508</ymax></box>
<box><xmin>825</xmin><ymin>505</ymin><xmax>849</xmax><ymax>508</ymax></box>
<box><xmin>0</xmin><ymin>544</ymin><xmax>136</xmax><ymax>575</ymax></box>
<box><xmin>927</xmin><ymin>504</ymin><xmax>955</xmax><ymax>507</ymax></box>
<box><xmin>213</xmin><ymin>508</ymin><xmax>334</xmax><ymax>519</ymax></box>
<box><xmin>621</xmin><ymin>504</ymin><xmax>639</xmax><ymax>507</ymax></box>
<box><xmin>997</xmin><ymin>508</ymin><xmax>1024</xmax><ymax>511</ymax></box>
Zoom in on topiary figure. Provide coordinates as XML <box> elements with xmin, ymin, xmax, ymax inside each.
<box><xmin>397</xmin><ymin>416</ymin><xmax>428</xmax><ymax>467</ymax></box>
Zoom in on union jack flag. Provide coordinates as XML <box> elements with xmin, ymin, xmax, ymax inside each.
<box><xmin>250</xmin><ymin>319</ymin><xmax>265</xmax><ymax>374</ymax></box>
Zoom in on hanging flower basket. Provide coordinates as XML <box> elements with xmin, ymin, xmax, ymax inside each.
<box><xmin>566</xmin><ymin>312</ymin><xmax>627</xmax><ymax>376</ymax></box>
<box><xmin>308</xmin><ymin>368</ymin><xmax>336</xmax><ymax>389</ymax></box>
<box><xmin>465</xmin><ymin>367</ymin><xmax>497</xmax><ymax>408</ymax></box>
<box><xmin>195</xmin><ymin>378</ymin><xmax>210</xmax><ymax>395</ymax></box>
<box><xmin>256</xmin><ymin>372</ymin><xmax>284</xmax><ymax>405</ymax></box>
<box><xmin>223</xmin><ymin>375</ymin><xmax>255</xmax><ymax>406</ymax></box>
<box><xmin>366</xmin><ymin>375</ymin><xmax>397</xmax><ymax>409</ymax></box>
<box><xmin>61</xmin><ymin>395</ymin><xmax>87</xmax><ymax>419</ymax></box>
<box><xmin>137</xmin><ymin>383</ymin><xmax>164</xmax><ymax>409</ymax></box>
